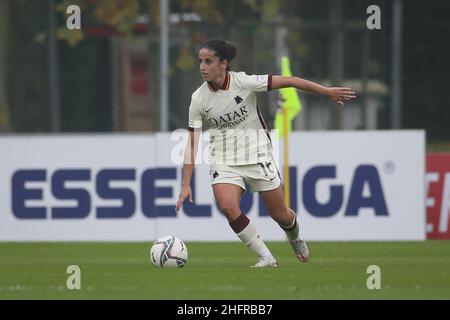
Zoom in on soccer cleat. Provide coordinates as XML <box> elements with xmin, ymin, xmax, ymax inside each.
<box><xmin>290</xmin><ymin>239</ymin><xmax>310</xmax><ymax>263</ymax></box>
<box><xmin>250</xmin><ymin>255</ymin><xmax>278</xmax><ymax>268</ymax></box>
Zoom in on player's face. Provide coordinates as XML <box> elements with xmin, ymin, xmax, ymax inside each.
<box><xmin>198</xmin><ymin>48</ymin><xmax>228</xmax><ymax>82</ymax></box>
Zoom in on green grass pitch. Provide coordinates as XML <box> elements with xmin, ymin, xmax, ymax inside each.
<box><xmin>1</xmin><ymin>241</ymin><xmax>449</xmax><ymax>299</ymax></box>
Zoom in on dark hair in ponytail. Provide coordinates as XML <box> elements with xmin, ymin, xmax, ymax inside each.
<box><xmin>201</xmin><ymin>40</ymin><xmax>238</xmax><ymax>71</ymax></box>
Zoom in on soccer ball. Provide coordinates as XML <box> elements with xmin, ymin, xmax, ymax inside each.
<box><xmin>150</xmin><ymin>235</ymin><xmax>188</xmax><ymax>268</ymax></box>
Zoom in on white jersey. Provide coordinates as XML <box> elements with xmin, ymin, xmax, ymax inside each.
<box><xmin>188</xmin><ymin>71</ymin><xmax>273</xmax><ymax>166</ymax></box>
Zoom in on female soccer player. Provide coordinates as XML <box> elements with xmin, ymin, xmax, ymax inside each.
<box><xmin>175</xmin><ymin>40</ymin><xmax>356</xmax><ymax>267</ymax></box>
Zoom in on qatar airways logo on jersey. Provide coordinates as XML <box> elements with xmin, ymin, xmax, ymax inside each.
<box><xmin>170</xmin><ymin>128</ymin><xmax>276</xmax><ymax>165</ymax></box>
<box><xmin>207</xmin><ymin>105</ymin><xmax>249</xmax><ymax>128</ymax></box>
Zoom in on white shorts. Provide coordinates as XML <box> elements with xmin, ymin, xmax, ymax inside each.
<box><xmin>210</xmin><ymin>161</ymin><xmax>282</xmax><ymax>193</ymax></box>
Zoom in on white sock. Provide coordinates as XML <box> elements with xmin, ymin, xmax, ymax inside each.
<box><xmin>237</xmin><ymin>222</ymin><xmax>272</xmax><ymax>258</ymax></box>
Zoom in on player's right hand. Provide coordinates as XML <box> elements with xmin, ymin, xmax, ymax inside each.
<box><xmin>175</xmin><ymin>185</ymin><xmax>193</xmax><ymax>212</ymax></box>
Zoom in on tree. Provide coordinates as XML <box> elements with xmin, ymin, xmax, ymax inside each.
<box><xmin>55</xmin><ymin>0</ymin><xmax>142</xmax><ymax>47</ymax></box>
<box><xmin>0</xmin><ymin>0</ymin><xmax>11</xmax><ymax>131</ymax></box>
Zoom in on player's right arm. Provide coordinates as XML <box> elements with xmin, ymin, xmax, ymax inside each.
<box><xmin>175</xmin><ymin>93</ymin><xmax>203</xmax><ymax>212</ymax></box>
<box><xmin>175</xmin><ymin>128</ymin><xmax>201</xmax><ymax>211</ymax></box>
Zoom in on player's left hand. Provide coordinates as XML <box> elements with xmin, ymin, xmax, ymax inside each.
<box><xmin>175</xmin><ymin>185</ymin><xmax>193</xmax><ymax>213</ymax></box>
<box><xmin>326</xmin><ymin>87</ymin><xmax>356</xmax><ymax>106</ymax></box>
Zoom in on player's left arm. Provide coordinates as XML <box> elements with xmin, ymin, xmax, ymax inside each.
<box><xmin>271</xmin><ymin>75</ymin><xmax>356</xmax><ymax>106</ymax></box>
